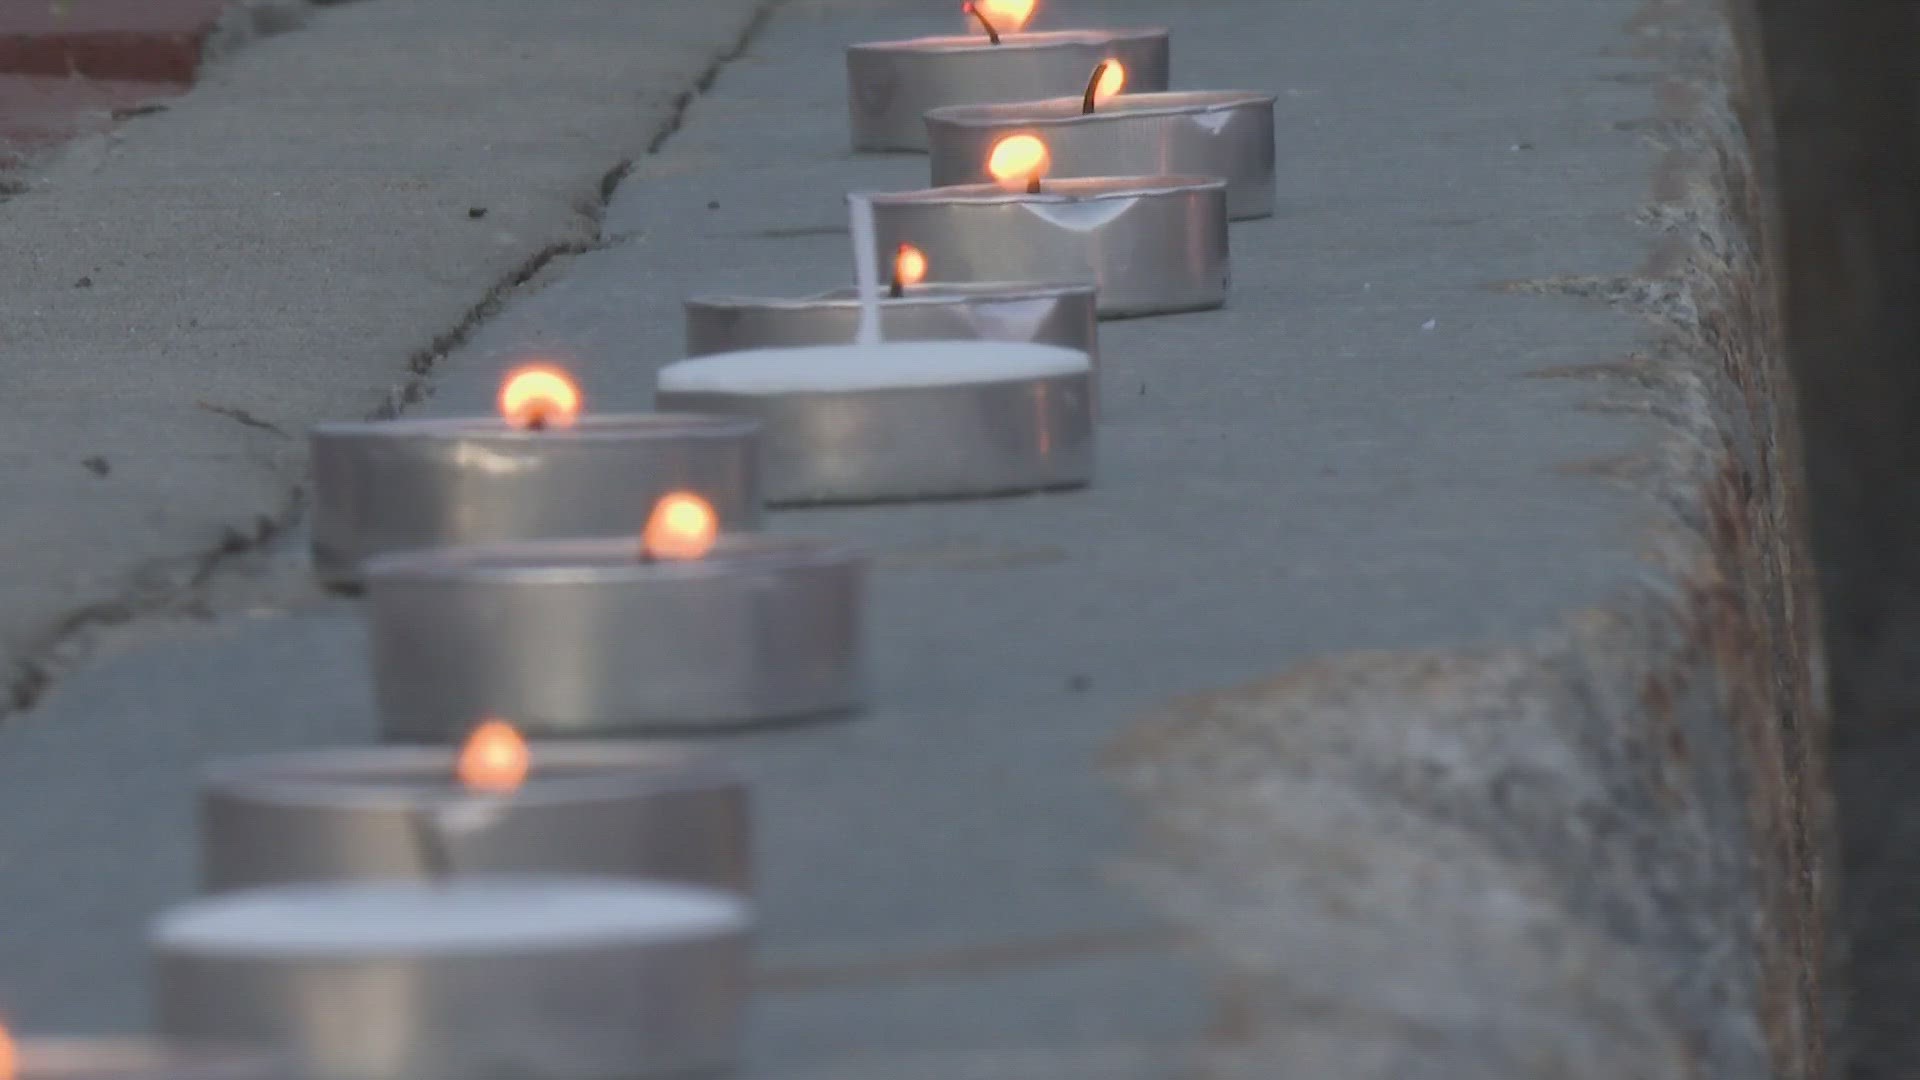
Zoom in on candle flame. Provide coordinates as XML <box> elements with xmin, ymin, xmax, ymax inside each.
<box><xmin>457</xmin><ymin>719</ymin><xmax>530</xmax><ymax>794</ymax></box>
<box><xmin>987</xmin><ymin>134</ymin><xmax>1051</xmax><ymax>192</ymax></box>
<box><xmin>1093</xmin><ymin>60</ymin><xmax>1126</xmax><ymax>104</ymax></box>
<box><xmin>0</xmin><ymin>1020</ymin><xmax>15</xmax><ymax>1080</ymax></box>
<box><xmin>643</xmin><ymin>491</ymin><xmax>719</xmax><ymax>562</ymax></box>
<box><xmin>894</xmin><ymin>244</ymin><xmax>929</xmax><ymax>288</ymax></box>
<box><xmin>966</xmin><ymin>0</ymin><xmax>1036</xmax><ymax>31</ymax></box>
<box><xmin>498</xmin><ymin>364</ymin><xmax>582</xmax><ymax>430</ymax></box>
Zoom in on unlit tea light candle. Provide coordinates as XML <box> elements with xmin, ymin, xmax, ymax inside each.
<box><xmin>368</xmin><ymin>492</ymin><xmax>865</xmax><ymax>739</ymax></box>
<box><xmin>199</xmin><ymin>726</ymin><xmax>749</xmax><ymax>895</ymax></box>
<box><xmin>848</xmin><ymin>0</ymin><xmax>1168</xmax><ymax>152</ymax></box>
<box><xmin>870</xmin><ymin>134</ymin><xmax>1228</xmax><ymax>316</ymax></box>
<box><xmin>310</xmin><ymin>364</ymin><xmax>761</xmax><ymax>589</ymax></box>
<box><xmin>154</xmin><ymin>875</ymin><xmax>748</xmax><ymax>1080</ymax></box>
<box><xmin>927</xmin><ymin>81</ymin><xmax>1278</xmax><ymax>219</ymax></box>
<box><xmin>656</xmin><ymin>340</ymin><xmax>1093</xmax><ymax>505</ymax></box>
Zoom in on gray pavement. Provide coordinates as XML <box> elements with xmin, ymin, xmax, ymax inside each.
<box><xmin>0</xmin><ymin>0</ymin><xmax>769</xmax><ymax>709</ymax></box>
<box><xmin>0</xmin><ymin>0</ymin><xmax>1679</xmax><ymax>1074</ymax></box>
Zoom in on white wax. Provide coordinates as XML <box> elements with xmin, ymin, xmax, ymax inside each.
<box><xmin>847</xmin><ymin>194</ymin><xmax>883</xmax><ymax>346</ymax></box>
<box><xmin>657</xmin><ymin>341</ymin><xmax>1089</xmax><ymax>396</ymax></box>
<box><xmin>153</xmin><ymin>874</ymin><xmax>747</xmax><ymax>956</ymax></box>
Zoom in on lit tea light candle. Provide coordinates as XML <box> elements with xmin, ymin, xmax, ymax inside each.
<box><xmin>846</xmin><ymin>0</ymin><xmax>1168</xmax><ymax>152</ymax></box>
<box><xmin>153</xmin><ymin>874</ymin><xmax>749</xmax><ymax>1080</ymax></box>
<box><xmin>309</xmin><ymin>363</ymin><xmax>762</xmax><ymax>590</ymax></box>
<box><xmin>366</xmin><ymin>491</ymin><xmax>865</xmax><ymax>738</ymax></box>
<box><xmin>927</xmin><ymin>64</ymin><xmax>1277</xmax><ymax>219</ymax></box>
<box><xmin>668</xmin><ymin>195</ymin><xmax>1094</xmax><ymax>503</ymax></box>
<box><xmin>0</xmin><ymin>1024</ymin><xmax>281</xmax><ymax>1080</ymax></box>
<box><xmin>870</xmin><ymin>132</ymin><xmax>1229</xmax><ymax>317</ymax></box>
<box><xmin>684</xmin><ymin>241</ymin><xmax>1098</xmax><ymax>364</ymax></box>
<box><xmin>198</xmin><ymin>722</ymin><xmax>750</xmax><ymax>895</ymax></box>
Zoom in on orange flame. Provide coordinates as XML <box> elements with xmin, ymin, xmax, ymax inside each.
<box><xmin>987</xmin><ymin>134</ymin><xmax>1051</xmax><ymax>191</ymax></box>
<box><xmin>498</xmin><ymin>364</ymin><xmax>582</xmax><ymax>430</ymax></box>
<box><xmin>967</xmin><ymin>0</ymin><xmax>1037</xmax><ymax>31</ymax></box>
<box><xmin>1093</xmin><ymin>60</ymin><xmax>1127</xmax><ymax>103</ymax></box>
<box><xmin>457</xmin><ymin>720</ymin><xmax>530</xmax><ymax>795</ymax></box>
<box><xmin>643</xmin><ymin>491</ymin><xmax>719</xmax><ymax>562</ymax></box>
<box><xmin>0</xmin><ymin>1020</ymin><xmax>16</xmax><ymax>1080</ymax></box>
<box><xmin>894</xmin><ymin>244</ymin><xmax>929</xmax><ymax>287</ymax></box>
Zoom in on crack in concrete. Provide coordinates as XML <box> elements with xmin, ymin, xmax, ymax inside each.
<box><xmin>0</xmin><ymin>0</ymin><xmax>790</xmax><ymax>721</ymax></box>
<box><xmin>195</xmin><ymin>400</ymin><xmax>290</xmax><ymax>438</ymax></box>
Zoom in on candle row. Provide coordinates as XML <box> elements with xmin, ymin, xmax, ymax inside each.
<box><xmin>4</xmin><ymin>2</ymin><xmax>1278</xmax><ymax>1079</ymax></box>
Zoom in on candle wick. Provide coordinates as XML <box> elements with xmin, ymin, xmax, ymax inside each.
<box><xmin>1082</xmin><ymin>62</ymin><xmax>1109</xmax><ymax>114</ymax></box>
<box><xmin>964</xmin><ymin>3</ymin><xmax>1001</xmax><ymax>44</ymax></box>
<box><xmin>889</xmin><ymin>273</ymin><xmax>905</xmax><ymax>299</ymax></box>
<box><xmin>409</xmin><ymin>805</ymin><xmax>455</xmax><ymax>883</ymax></box>
<box><xmin>526</xmin><ymin>409</ymin><xmax>548</xmax><ymax>432</ymax></box>
<box><xmin>1027</xmin><ymin>174</ymin><xmax>1042</xmax><ymax>195</ymax></box>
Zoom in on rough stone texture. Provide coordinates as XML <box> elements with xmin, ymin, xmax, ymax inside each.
<box><xmin>1723</xmin><ymin>0</ymin><xmax>1920</xmax><ymax>1072</ymax></box>
<box><xmin>1105</xmin><ymin>1</ymin><xmax>1831</xmax><ymax>1077</ymax></box>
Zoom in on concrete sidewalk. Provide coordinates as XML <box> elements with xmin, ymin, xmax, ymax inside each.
<box><xmin>0</xmin><ymin>0</ymin><xmax>769</xmax><ymax>710</ymax></box>
<box><xmin>0</xmin><ymin>0</ymin><xmax>1821</xmax><ymax>1077</ymax></box>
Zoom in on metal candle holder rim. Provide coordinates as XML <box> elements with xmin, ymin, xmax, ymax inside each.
<box><xmin>926</xmin><ymin>89</ymin><xmax>1279</xmax><ymax>126</ymax></box>
<box><xmin>14</xmin><ymin>1042</ymin><xmax>287</xmax><ymax>1080</ymax></box>
<box><xmin>203</xmin><ymin>743</ymin><xmax>740</xmax><ymax>808</ymax></box>
<box><xmin>366</xmin><ymin>535</ymin><xmax>867</xmax><ymax>586</ymax></box>
<box><xmin>310</xmin><ymin>413</ymin><xmax>760</xmax><ymax>444</ymax></box>
<box><xmin>873</xmin><ymin>175</ymin><xmax>1228</xmax><ymax>205</ymax></box>
<box><xmin>687</xmin><ymin>281</ymin><xmax>1096</xmax><ymax>311</ymax></box>
<box><xmin>847</xmin><ymin>26</ymin><xmax>1168</xmax><ymax>55</ymax></box>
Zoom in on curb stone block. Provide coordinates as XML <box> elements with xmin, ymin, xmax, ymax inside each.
<box><xmin>0</xmin><ymin>0</ymin><xmax>229</xmax><ymax>84</ymax></box>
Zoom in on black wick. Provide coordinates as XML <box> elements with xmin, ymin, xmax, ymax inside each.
<box><xmin>1027</xmin><ymin>173</ymin><xmax>1043</xmax><ymax>194</ymax></box>
<box><xmin>889</xmin><ymin>266</ymin><xmax>906</xmax><ymax>298</ymax></box>
<box><xmin>964</xmin><ymin>2</ymin><xmax>1001</xmax><ymax>44</ymax></box>
<box><xmin>1082</xmin><ymin>62</ymin><xmax>1111</xmax><ymax>114</ymax></box>
<box><xmin>409</xmin><ymin>805</ymin><xmax>454</xmax><ymax>881</ymax></box>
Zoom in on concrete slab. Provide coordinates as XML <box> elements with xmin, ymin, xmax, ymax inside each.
<box><xmin>0</xmin><ymin>0</ymin><xmax>773</xmax><ymax>710</ymax></box>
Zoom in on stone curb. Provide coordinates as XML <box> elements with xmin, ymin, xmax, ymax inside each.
<box><xmin>1104</xmin><ymin>1</ymin><xmax>1829</xmax><ymax>1076</ymax></box>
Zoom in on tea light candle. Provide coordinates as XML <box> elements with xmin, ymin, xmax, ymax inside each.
<box><xmin>367</xmin><ymin>493</ymin><xmax>865</xmax><ymax>739</ymax></box>
<box><xmin>869</xmin><ymin>134</ymin><xmax>1228</xmax><ymax>317</ymax></box>
<box><xmin>153</xmin><ymin>875</ymin><xmax>748</xmax><ymax>1080</ymax></box>
<box><xmin>199</xmin><ymin>726</ymin><xmax>750</xmax><ymax>895</ymax></box>
<box><xmin>310</xmin><ymin>363</ymin><xmax>762</xmax><ymax>590</ymax></box>
<box><xmin>656</xmin><ymin>340</ymin><xmax>1093</xmax><ymax>505</ymax></box>
<box><xmin>685</xmin><ymin>243</ymin><xmax>1098</xmax><ymax>363</ymax></box>
<box><xmin>848</xmin><ymin>0</ymin><xmax>1168</xmax><ymax>152</ymax></box>
<box><xmin>0</xmin><ymin>1032</ymin><xmax>281</xmax><ymax>1080</ymax></box>
<box><xmin>927</xmin><ymin>79</ymin><xmax>1278</xmax><ymax>219</ymax></box>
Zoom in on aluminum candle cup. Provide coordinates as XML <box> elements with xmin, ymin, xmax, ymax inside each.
<box><xmin>199</xmin><ymin>743</ymin><xmax>749</xmax><ymax>895</ymax></box>
<box><xmin>309</xmin><ymin>414</ymin><xmax>762</xmax><ymax>589</ymax></box>
<box><xmin>153</xmin><ymin>875</ymin><xmax>749</xmax><ymax>1080</ymax></box>
<box><xmin>848</xmin><ymin>28</ymin><xmax>1169</xmax><ymax>152</ymax></box>
<box><xmin>869</xmin><ymin>177</ymin><xmax>1229</xmax><ymax>317</ymax></box>
<box><xmin>656</xmin><ymin>341</ymin><xmax>1093</xmax><ymax>506</ymax></box>
<box><xmin>9</xmin><ymin>1043</ymin><xmax>284</xmax><ymax>1080</ymax></box>
<box><xmin>685</xmin><ymin>283</ymin><xmax>1099</xmax><ymax>368</ymax></box>
<box><xmin>367</xmin><ymin>535</ymin><xmax>866</xmax><ymax>739</ymax></box>
<box><xmin>926</xmin><ymin>91</ymin><xmax>1279</xmax><ymax>220</ymax></box>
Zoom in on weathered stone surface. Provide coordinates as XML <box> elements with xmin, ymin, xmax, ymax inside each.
<box><xmin>1107</xmin><ymin>1</ymin><xmax>1830</xmax><ymax>1076</ymax></box>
